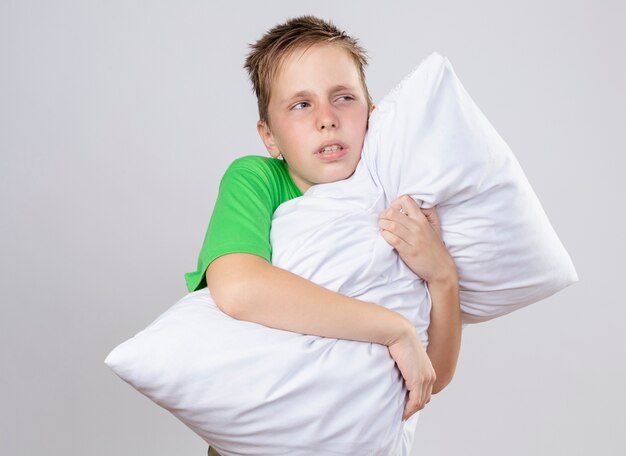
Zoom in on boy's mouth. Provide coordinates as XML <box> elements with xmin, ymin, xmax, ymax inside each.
<box><xmin>316</xmin><ymin>140</ymin><xmax>348</xmax><ymax>155</ymax></box>
<box><xmin>315</xmin><ymin>143</ymin><xmax>348</xmax><ymax>160</ymax></box>
<box><xmin>319</xmin><ymin>145</ymin><xmax>343</xmax><ymax>154</ymax></box>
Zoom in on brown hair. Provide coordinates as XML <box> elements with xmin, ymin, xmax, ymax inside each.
<box><xmin>244</xmin><ymin>15</ymin><xmax>373</xmax><ymax>130</ymax></box>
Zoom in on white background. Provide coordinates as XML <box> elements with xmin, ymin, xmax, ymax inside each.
<box><xmin>1</xmin><ymin>1</ymin><xmax>624</xmax><ymax>454</ymax></box>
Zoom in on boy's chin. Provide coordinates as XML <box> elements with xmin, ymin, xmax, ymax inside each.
<box><xmin>321</xmin><ymin>168</ymin><xmax>358</xmax><ymax>184</ymax></box>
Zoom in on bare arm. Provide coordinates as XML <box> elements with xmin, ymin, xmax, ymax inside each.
<box><xmin>207</xmin><ymin>252</ymin><xmax>411</xmax><ymax>345</ymax></box>
<box><xmin>379</xmin><ymin>195</ymin><xmax>462</xmax><ymax>394</ymax></box>
<box><xmin>425</xmin><ymin>277</ymin><xmax>461</xmax><ymax>393</ymax></box>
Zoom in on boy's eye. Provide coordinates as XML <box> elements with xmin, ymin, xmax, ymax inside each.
<box><xmin>291</xmin><ymin>101</ymin><xmax>310</xmax><ymax>110</ymax></box>
<box><xmin>338</xmin><ymin>95</ymin><xmax>354</xmax><ymax>102</ymax></box>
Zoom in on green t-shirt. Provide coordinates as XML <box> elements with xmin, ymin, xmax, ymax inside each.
<box><xmin>184</xmin><ymin>155</ymin><xmax>303</xmax><ymax>292</ymax></box>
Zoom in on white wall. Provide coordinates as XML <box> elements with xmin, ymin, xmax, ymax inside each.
<box><xmin>1</xmin><ymin>1</ymin><xmax>624</xmax><ymax>454</ymax></box>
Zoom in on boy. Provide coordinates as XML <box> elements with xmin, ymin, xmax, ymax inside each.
<box><xmin>185</xmin><ymin>15</ymin><xmax>462</xmax><ymax>451</ymax></box>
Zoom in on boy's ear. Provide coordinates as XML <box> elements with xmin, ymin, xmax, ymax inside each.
<box><xmin>370</xmin><ymin>103</ymin><xmax>376</xmax><ymax>114</ymax></box>
<box><xmin>257</xmin><ymin>120</ymin><xmax>281</xmax><ymax>159</ymax></box>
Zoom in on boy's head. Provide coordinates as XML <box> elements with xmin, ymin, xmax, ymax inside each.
<box><xmin>244</xmin><ymin>15</ymin><xmax>376</xmax><ymax>192</ymax></box>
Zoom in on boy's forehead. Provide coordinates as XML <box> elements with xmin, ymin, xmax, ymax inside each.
<box><xmin>271</xmin><ymin>44</ymin><xmax>363</xmax><ymax>103</ymax></box>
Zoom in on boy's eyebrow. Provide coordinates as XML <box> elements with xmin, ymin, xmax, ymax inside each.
<box><xmin>281</xmin><ymin>85</ymin><xmax>358</xmax><ymax>104</ymax></box>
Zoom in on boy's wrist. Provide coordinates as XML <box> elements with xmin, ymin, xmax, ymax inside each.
<box><xmin>426</xmin><ymin>262</ymin><xmax>459</xmax><ymax>289</ymax></box>
<box><xmin>426</xmin><ymin>271</ymin><xmax>459</xmax><ymax>296</ymax></box>
<box><xmin>384</xmin><ymin>315</ymin><xmax>418</xmax><ymax>347</ymax></box>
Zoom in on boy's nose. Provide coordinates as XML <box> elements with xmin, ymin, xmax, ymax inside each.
<box><xmin>318</xmin><ymin>104</ymin><xmax>339</xmax><ymax>130</ymax></box>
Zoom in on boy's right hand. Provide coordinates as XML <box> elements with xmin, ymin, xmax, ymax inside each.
<box><xmin>387</xmin><ymin>324</ymin><xmax>436</xmax><ymax>421</ymax></box>
<box><xmin>379</xmin><ymin>195</ymin><xmax>455</xmax><ymax>285</ymax></box>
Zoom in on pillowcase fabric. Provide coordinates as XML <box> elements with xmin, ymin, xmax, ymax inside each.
<box><xmin>106</xmin><ymin>289</ymin><xmax>420</xmax><ymax>455</ymax></box>
<box><xmin>360</xmin><ymin>51</ymin><xmax>578</xmax><ymax>322</ymax></box>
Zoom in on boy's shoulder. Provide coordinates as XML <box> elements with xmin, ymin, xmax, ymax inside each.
<box><xmin>222</xmin><ymin>155</ymin><xmax>301</xmax><ymax>198</ymax></box>
<box><xmin>225</xmin><ymin>155</ymin><xmax>289</xmax><ymax>178</ymax></box>
<box><xmin>229</xmin><ymin>154</ymin><xmax>283</xmax><ymax>169</ymax></box>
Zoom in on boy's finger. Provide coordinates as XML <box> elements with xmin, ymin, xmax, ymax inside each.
<box><xmin>419</xmin><ymin>207</ymin><xmax>442</xmax><ymax>237</ymax></box>
<box><xmin>388</xmin><ymin>199</ymin><xmax>405</xmax><ymax>215</ymax></box>
<box><xmin>420</xmin><ymin>206</ymin><xmax>440</xmax><ymax>225</ymax></box>
<box><xmin>403</xmin><ymin>387</ymin><xmax>426</xmax><ymax>420</ymax></box>
<box><xmin>402</xmin><ymin>398</ymin><xmax>415</xmax><ymax>420</ymax></box>
<box><xmin>379</xmin><ymin>224</ymin><xmax>412</xmax><ymax>251</ymax></box>
<box><xmin>403</xmin><ymin>399</ymin><xmax>421</xmax><ymax>421</ymax></box>
<box><xmin>422</xmin><ymin>384</ymin><xmax>432</xmax><ymax>408</ymax></box>
<box><xmin>390</xmin><ymin>195</ymin><xmax>416</xmax><ymax>214</ymax></box>
<box><xmin>379</xmin><ymin>217</ymin><xmax>410</xmax><ymax>237</ymax></box>
<box><xmin>399</xmin><ymin>194</ymin><xmax>422</xmax><ymax>211</ymax></box>
<box><xmin>381</xmin><ymin>207</ymin><xmax>416</xmax><ymax>228</ymax></box>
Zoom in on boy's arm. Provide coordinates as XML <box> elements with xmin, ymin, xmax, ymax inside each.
<box><xmin>208</xmin><ymin>253</ymin><xmax>411</xmax><ymax>345</ymax></box>
<box><xmin>379</xmin><ymin>195</ymin><xmax>462</xmax><ymax>394</ymax></box>
<box><xmin>207</xmin><ymin>253</ymin><xmax>436</xmax><ymax>420</ymax></box>
<box><xmin>196</xmin><ymin>159</ymin><xmax>434</xmax><ymax>418</ymax></box>
<box><xmin>424</xmin><ymin>277</ymin><xmax>461</xmax><ymax>393</ymax></box>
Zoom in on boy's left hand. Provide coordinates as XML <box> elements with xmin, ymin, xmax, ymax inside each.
<box><xmin>378</xmin><ymin>195</ymin><xmax>456</xmax><ymax>284</ymax></box>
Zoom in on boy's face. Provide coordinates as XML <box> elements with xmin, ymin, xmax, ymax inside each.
<box><xmin>257</xmin><ymin>44</ymin><xmax>375</xmax><ymax>193</ymax></box>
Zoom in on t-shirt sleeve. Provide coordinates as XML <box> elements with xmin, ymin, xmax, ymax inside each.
<box><xmin>184</xmin><ymin>159</ymin><xmax>275</xmax><ymax>292</ymax></box>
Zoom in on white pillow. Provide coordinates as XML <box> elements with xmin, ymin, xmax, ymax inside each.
<box><xmin>105</xmin><ymin>52</ymin><xmax>578</xmax><ymax>454</ymax></box>
<box><xmin>106</xmin><ymin>289</ymin><xmax>419</xmax><ymax>455</ymax></box>
<box><xmin>360</xmin><ymin>52</ymin><xmax>578</xmax><ymax>322</ymax></box>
